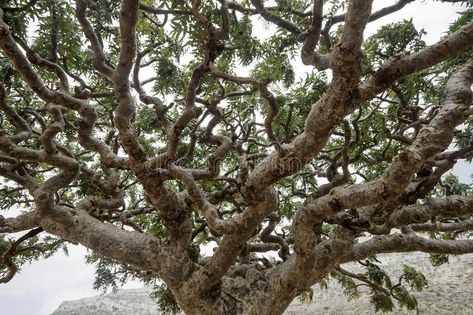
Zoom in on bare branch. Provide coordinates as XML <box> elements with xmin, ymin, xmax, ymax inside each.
<box><xmin>112</xmin><ymin>0</ymin><xmax>147</xmax><ymax>162</ymax></box>
<box><xmin>389</xmin><ymin>195</ymin><xmax>473</xmax><ymax>227</ymax></box>
<box><xmin>75</xmin><ymin>0</ymin><xmax>115</xmax><ymax>77</ymax></box>
<box><xmin>0</xmin><ymin>211</ymin><xmax>39</xmax><ymax>233</ymax></box>
<box><xmin>360</xmin><ymin>19</ymin><xmax>473</xmax><ymax>101</ymax></box>
<box><xmin>295</xmin><ymin>58</ymin><xmax>473</xmax><ymax>239</ymax></box>
<box><xmin>300</xmin><ymin>0</ymin><xmax>331</xmax><ymax>70</ymax></box>
<box><xmin>250</xmin><ymin>0</ymin><xmax>302</xmax><ymax>35</ymax></box>
<box><xmin>187</xmin><ymin>187</ymin><xmax>277</xmax><ymax>293</ymax></box>
<box><xmin>0</xmin><ymin>9</ymin><xmax>128</xmax><ymax>169</ymax></box>
<box><xmin>323</xmin><ymin>0</ymin><xmax>415</xmax><ymax>36</ymax></box>
<box><xmin>347</xmin><ymin>233</ymin><xmax>473</xmax><ymax>262</ymax></box>
<box><xmin>411</xmin><ymin>220</ymin><xmax>473</xmax><ymax>233</ymax></box>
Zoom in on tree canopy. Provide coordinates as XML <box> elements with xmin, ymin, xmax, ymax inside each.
<box><xmin>1</xmin><ymin>0</ymin><xmax>473</xmax><ymax>314</ymax></box>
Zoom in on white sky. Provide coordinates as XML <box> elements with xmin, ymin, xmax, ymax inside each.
<box><xmin>0</xmin><ymin>1</ymin><xmax>472</xmax><ymax>315</ymax></box>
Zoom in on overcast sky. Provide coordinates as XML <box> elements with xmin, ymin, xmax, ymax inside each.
<box><xmin>0</xmin><ymin>1</ymin><xmax>472</xmax><ymax>315</ymax></box>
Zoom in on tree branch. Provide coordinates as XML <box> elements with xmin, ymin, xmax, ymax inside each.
<box><xmin>0</xmin><ymin>211</ymin><xmax>39</xmax><ymax>233</ymax></box>
<box><xmin>300</xmin><ymin>0</ymin><xmax>331</xmax><ymax>70</ymax></box>
<box><xmin>0</xmin><ymin>8</ymin><xmax>128</xmax><ymax>170</ymax></box>
<box><xmin>346</xmin><ymin>233</ymin><xmax>473</xmax><ymax>262</ymax></box>
<box><xmin>0</xmin><ymin>227</ymin><xmax>43</xmax><ymax>283</ymax></box>
<box><xmin>112</xmin><ymin>0</ymin><xmax>147</xmax><ymax>163</ymax></box>
<box><xmin>75</xmin><ymin>0</ymin><xmax>115</xmax><ymax>77</ymax></box>
<box><xmin>249</xmin><ymin>0</ymin><xmax>302</xmax><ymax>35</ymax></box>
<box><xmin>360</xmin><ymin>19</ymin><xmax>473</xmax><ymax>102</ymax></box>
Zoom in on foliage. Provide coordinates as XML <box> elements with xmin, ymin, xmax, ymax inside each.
<box><xmin>152</xmin><ymin>283</ymin><xmax>181</xmax><ymax>315</ymax></box>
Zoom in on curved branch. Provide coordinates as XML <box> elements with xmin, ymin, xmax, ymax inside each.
<box><xmin>0</xmin><ymin>9</ymin><xmax>128</xmax><ymax>169</ymax></box>
<box><xmin>250</xmin><ymin>0</ymin><xmax>302</xmax><ymax>35</ymax></box>
<box><xmin>210</xmin><ymin>69</ymin><xmax>280</xmax><ymax>149</ymax></box>
<box><xmin>186</xmin><ymin>187</ymin><xmax>278</xmax><ymax>293</ymax></box>
<box><xmin>245</xmin><ymin>0</ymin><xmax>373</xmax><ymax>197</ymax></box>
<box><xmin>260</xmin><ymin>213</ymin><xmax>289</xmax><ymax>260</ymax></box>
<box><xmin>0</xmin><ymin>227</ymin><xmax>43</xmax><ymax>283</ymax></box>
<box><xmin>300</xmin><ymin>0</ymin><xmax>331</xmax><ymax>70</ymax></box>
<box><xmin>133</xmin><ymin>48</ymin><xmax>171</xmax><ymax>133</ymax></box>
<box><xmin>323</xmin><ymin>0</ymin><xmax>415</xmax><ymax>37</ymax></box>
<box><xmin>0</xmin><ymin>82</ymin><xmax>31</xmax><ymax>144</ymax></box>
<box><xmin>75</xmin><ymin>0</ymin><xmax>115</xmax><ymax>77</ymax></box>
<box><xmin>14</xmin><ymin>36</ymin><xmax>69</xmax><ymax>92</ymax></box>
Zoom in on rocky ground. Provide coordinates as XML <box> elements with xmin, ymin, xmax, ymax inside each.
<box><xmin>288</xmin><ymin>252</ymin><xmax>473</xmax><ymax>315</ymax></box>
<box><xmin>51</xmin><ymin>252</ymin><xmax>473</xmax><ymax>315</ymax></box>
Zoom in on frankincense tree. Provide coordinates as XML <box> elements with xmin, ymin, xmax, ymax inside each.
<box><xmin>1</xmin><ymin>0</ymin><xmax>473</xmax><ymax>314</ymax></box>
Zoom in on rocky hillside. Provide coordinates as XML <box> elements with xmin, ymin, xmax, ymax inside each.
<box><xmin>51</xmin><ymin>252</ymin><xmax>473</xmax><ymax>315</ymax></box>
<box><xmin>50</xmin><ymin>288</ymin><xmax>157</xmax><ymax>315</ymax></box>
